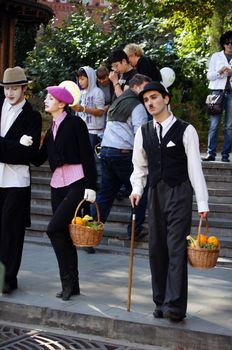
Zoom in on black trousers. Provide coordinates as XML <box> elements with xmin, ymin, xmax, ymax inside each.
<box><xmin>0</xmin><ymin>186</ymin><xmax>30</xmax><ymax>289</ymax></box>
<box><xmin>47</xmin><ymin>178</ymin><xmax>85</xmax><ymax>286</ymax></box>
<box><xmin>148</xmin><ymin>180</ymin><xmax>193</xmax><ymax>317</ymax></box>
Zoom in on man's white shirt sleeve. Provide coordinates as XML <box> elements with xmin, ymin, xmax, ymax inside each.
<box><xmin>130</xmin><ymin>126</ymin><xmax>148</xmax><ymax>196</ymax></box>
<box><xmin>183</xmin><ymin>125</ymin><xmax>209</xmax><ymax>213</ymax></box>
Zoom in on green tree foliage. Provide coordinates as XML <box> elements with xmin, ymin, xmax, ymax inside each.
<box><xmin>25</xmin><ymin>0</ymin><xmax>231</xmax><ymax>136</ymax></box>
<box><xmin>14</xmin><ymin>24</ymin><xmax>37</xmax><ymax>67</ymax></box>
<box><xmin>26</xmin><ymin>8</ymin><xmax>109</xmax><ymax>91</ymax></box>
<box><xmin>26</xmin><ymin>0</ymin><xmax>232</xmax><ymax>90</ymax></box>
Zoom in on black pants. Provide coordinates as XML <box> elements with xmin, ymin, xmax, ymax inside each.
<box><xmin>47</xmin><ymin>179</ymin><xmax>85</xmax><ymax>286</ymax></box>
<box><xmin>0</xmin><ymin>187</ymin><xmax>30</xmax><ymax>289</ymax></box>
<box><xmin>148</xmin><ymin>180</ymin><xmax>193</xmax><ymax>317</ymax></box>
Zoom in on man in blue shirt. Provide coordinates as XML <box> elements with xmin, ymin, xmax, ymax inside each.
<box><xmin>92</xmin><ymin>74</ymin><xmax>151</xmax><ymax>240</ymax></box>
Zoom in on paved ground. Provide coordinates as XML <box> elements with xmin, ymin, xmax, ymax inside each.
<box><xmin>0</xmin><ymin>240</ymin><xmax>231</xmax><ymax>350</ymax></box>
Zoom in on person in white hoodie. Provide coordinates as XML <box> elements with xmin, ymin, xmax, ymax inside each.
<box><xmin>73</xmin><ymin>66</ymin><xmax>105</xmax><ymax>149</ymax></box>
<box><xmin>72</xmin><ymin>66</ymin><xmax>105</xmax><ymax>254</ymax></box>
<box><xmin>203</xmin><ymin>30</ymin><xmax>232</xmax><ymax>162</ymax></box>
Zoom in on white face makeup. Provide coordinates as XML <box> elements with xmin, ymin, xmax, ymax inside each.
<box><xmin>44</xmin><ymin>93</ymin><xmax>61</xmax><ymax>114</ymax></box>
<box><xmin>4</xmin><ymin>86</ymin><xmax>25</xmax><ymax>105</ymax></box>
<box><xmin>143</xmin><ymin>90</ymin><xmax>169</xmax><ymax>119</ymax></box>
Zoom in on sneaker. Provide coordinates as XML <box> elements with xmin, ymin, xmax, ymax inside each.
<box><xmin>221</xmin><ymin>156</ymin><xmax>230</xmax><ymax>162</ymax></box>
<box><xmin>202</xmin><ymin>155</ymin><xmax>215</xmax><ymax>161</ymax></box>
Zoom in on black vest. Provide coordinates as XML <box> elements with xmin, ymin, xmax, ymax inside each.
<box><xmin>141</xmin><ymin>119</ymin><xmax>189</xmax><ymax>188</ymax></box>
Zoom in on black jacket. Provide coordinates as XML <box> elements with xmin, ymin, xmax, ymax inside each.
<box><xmin>0</xmin><ymin>98</ymin><xmax>42</xmax><ymax>165</ymax></box>
<box><xmin>0</xmin><ymin>97</ymin><xmax>42</xmax><ymax>226</ymax></box>
<box><xmin>137</xmin><ymin>56</ymin><xmax>162</xmax><ymax>82</ymax></box>
<box><xmin>34</xmin><ymin>113</ymin><xmax>97</xmax><ymax>191</ymax></box>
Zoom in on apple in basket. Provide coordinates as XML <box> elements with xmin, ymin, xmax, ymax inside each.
<box><xmin>186</xmin><ymin>234</ymin><xmax>219</xmax><ymax>249</ymax></box>
<box><xmin>71</xmin><ymin>215</ymin><xmax>103</xmax><ymax>230</ymax></box>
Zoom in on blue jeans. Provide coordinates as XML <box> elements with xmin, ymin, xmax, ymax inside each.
<box><xmin>207</xmin><ymin>90</ymin><xmax>232</xmax><ymax>158</ymax></box>
<box><xmin>91</xmin><ymin>147</ymin><xmax>146</xmax><ymax>236</ymax></box>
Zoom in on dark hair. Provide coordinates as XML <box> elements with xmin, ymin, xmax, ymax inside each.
<box><xmin>220</xmin><ymin>30</ymin><xmax>232</xmax><ymax>49</ymax></box>
<box><xmin>76</xmin><ymin>67</ymin><xmax>88</xmax><ymax>78</ymax></box>
<box><xmin>129</xmin><ymin>74</ymin><xmax>152</xmax><ymax>88</ymax></box>
<box><xmin>108</xmin><ymin>49</ymin><xmax>129</xmax><ymax>65</ymax></box>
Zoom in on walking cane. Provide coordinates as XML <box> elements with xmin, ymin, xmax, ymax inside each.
<box><xmin>127</xmin><ymin>206</ymin><xmax>136</xmax><ymax>312</ymax></box>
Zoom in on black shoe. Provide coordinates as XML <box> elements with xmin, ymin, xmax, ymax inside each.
<box><xmin>2</xmin><ymin>283</ymin><xmax>17</xmax><ymax>295</ymax></box>
<box><xmin>221</xmin><ymin>156</ymin><xmax>230</xmax><ymax>162</ymax></box>
<box><xmin>202</xmin><ymin>155</ymin><xmax>215</xmax><ymax>161</ymax></box>
<box><xmin>56</xmin><ymin>285</ymin><xmax>80</xmax><ymax>299</ymax></box>
<box><xmin>163</xmin><ymin>311</ymin><xmax>185</xmax><ymax>322</ymax></box>
<box><xmin>134</xmin><ymin>229</ymin><xmax>148</xmax><ymax>241</ymax></box>
<box><xmin>153</xmin><ymin>309</ymin><xmax>163</xmax><ymax>319</ymax></box>
<box><xmin>84</xmin><ymin>246</ymin><xmax>95</xmax><ymax>254</ymax></box>
<box><xmin>116</xmin><ymin>188</ymin><xmax>131</xmax><ymax>201</ymax></box>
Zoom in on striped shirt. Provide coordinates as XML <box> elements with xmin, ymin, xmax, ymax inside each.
<box><xmin>50</xmin><ymin>112</ymin><xmax>84</xmax><ymax>188</ymax></box>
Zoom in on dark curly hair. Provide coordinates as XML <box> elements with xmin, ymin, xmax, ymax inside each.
<box><xmin>108</xmin><ymin>49</ymin><xmax>129</xmax><ymax>65</ymax></box>
<box><xmin>219</xmin><ymin>30</ymin><xmax>232</xmax><ymax>49</ymax></box>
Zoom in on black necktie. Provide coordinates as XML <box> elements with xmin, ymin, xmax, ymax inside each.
<box><xmin>157</xmin><ymin>122</ymin><xmax>163</xmax><ymax>143</ymax></box>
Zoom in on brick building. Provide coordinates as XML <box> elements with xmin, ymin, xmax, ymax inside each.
<box><xmin>0</xmin><ymin>0</ymin><xmax>53</xmax><ymax>79</ymax></box>
<box><xmin>39</xmin><ymin>0</ymin><xmax>113</xmax><ymax>28</ymax></box>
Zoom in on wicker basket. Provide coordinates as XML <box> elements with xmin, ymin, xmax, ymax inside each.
<box><xmin>69</xmin><ymin>199</ymin><xmax>104</xmax><ymax>247</ymax></box>
<box><xmin>187</xmin><ymin>217</ymin><xmax>219</xmax><ymax>269</ymax></box>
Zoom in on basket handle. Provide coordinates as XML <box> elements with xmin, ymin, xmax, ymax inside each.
<box><xmin>73</xmin><ymin>198</ymin><xmax>101</xmax><ymax>224</ymax></box>
<box><xmin>197</xmin><ymin>217</ymin><xmax>209</xmax><ymax>244</ymax></box>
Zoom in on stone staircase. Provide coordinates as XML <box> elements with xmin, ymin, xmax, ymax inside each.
<box><xmin>27</xmin><ymin>159</ymin><xmax>232</xmax><ymax>257</ymax></box>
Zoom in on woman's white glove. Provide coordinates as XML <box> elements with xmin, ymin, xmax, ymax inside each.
<box><xmin>20</xmin><ymin>135</ymin><xmax>33</xmax><ymax>146</ymax></box>
<box><xmin>84</xmin><ymin>189</ymin><xmax>96</xmax><ymax>203</ymax></box>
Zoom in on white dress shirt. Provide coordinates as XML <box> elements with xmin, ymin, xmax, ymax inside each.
<box><xmin>0</xmin><ymin>98</ymin><xmax>30</xmax><ymax>187</ymax></box>
<box><xmin>130</xmin><ymin>114</ymin><xmax>209</xmax><ymax>213</ymax></box>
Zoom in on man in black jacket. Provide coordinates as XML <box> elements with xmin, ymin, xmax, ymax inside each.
<box><xmin>124</xmin><ymin>44</ymin><xmax>162</xmax><ymax>82</ymax></box>
<box><xmin>0</xmin><ymin>66</ymin><xmax>42</xmax><ymax>294</ymax></box>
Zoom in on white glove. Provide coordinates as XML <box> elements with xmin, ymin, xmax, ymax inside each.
<box><xmin>84</xmin><ymin>189</ymin><xmax>96</xmax><ymax>203</ymax></box>
<box><xmin>20</xmin><ymin>135</ymin><xmax>33</xmax><ymax>146</ymax></box>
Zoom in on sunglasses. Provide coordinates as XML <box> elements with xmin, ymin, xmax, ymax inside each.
<box><xmin>224</xmin><ymin>42</ymin><xmax>232</xmax><ymax>45</ymax></box>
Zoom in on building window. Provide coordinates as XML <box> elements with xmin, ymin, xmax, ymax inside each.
<box><xmin>82</xmin><ymin>0</ymin><xmax>93</xmax><ymax>5</ymax></box>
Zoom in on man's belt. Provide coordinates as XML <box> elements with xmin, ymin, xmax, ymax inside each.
<box><xmin>101</xmin><ymin>146</ymin><xmax>132</xmax><ymax>153</ymax></box>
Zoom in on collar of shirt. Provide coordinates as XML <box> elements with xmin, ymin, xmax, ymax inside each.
<box><xmin>1</xmin><ymin>98</ymin><xmax>26</xmax><ymax>137</ymax></box>
<box><xmin>5</xmin><ymin>98</ymin><xmax>26</xmax><ymax>113</ymax></box>
<box><xmin>153</xmin><ymin>113</ymin><xmax>176</xmax><ymax>138</ymax></box>
<box><xmin>52</xmin><ymin>111</ymin><xmax>67</xmax><ymax>129</ymax></box>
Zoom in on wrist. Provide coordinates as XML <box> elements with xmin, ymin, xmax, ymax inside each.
<box><xmin>114</xmin><ymin>82</ymin><xmax>120</xmax><ymax>88</ymax></box>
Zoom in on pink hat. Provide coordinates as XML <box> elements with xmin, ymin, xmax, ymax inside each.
<box><xmin>47</xmin><ymin>86</ymin><xmax>74</xmax><ymax>104</ymax></box>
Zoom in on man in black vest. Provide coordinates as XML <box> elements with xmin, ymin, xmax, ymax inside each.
<box><xmin>130</xmin><ymin>82</ymin><xmax>209</xmax><ymax>321</ymax></box>
<box><xmin>0</xmin><ymin>67</ymin><xmax>42</xmax><ymax>294</ymax></box>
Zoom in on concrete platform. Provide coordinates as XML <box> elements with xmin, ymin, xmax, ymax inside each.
<box><xmin>0</xmin><ymin>241</ymin><xmax>231</xmax><ymax>350</ymax></box>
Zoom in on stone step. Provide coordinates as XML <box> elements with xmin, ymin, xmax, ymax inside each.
<box><xmin>28</xmin><ymin>160</ymin><xmax>232</xmax><ymax>258</ymax></box>
<box><xmin>202</xmin><ymin>162</ymin><xmax>232</xmax><ymax>175</ymax></box>
<box><xmin>30</xmin><ymin>201</ymin><xmax>232</xmax><ymax>224</ymax></box>
<box><xmin>205</xmin><ymin>175</ymin><xmax>232</xmax><ymax>189</ymax></box>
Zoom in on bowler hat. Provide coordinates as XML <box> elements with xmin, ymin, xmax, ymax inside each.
<box><xmin>139</xmin><ymin>81</ymin><xmax>171</xmax><ymax>103</ymax></box>
<box><xmin>47</xmin><ymin>86</ymin><xmax>74</xmax><ymax>105</ymax></box>
<box><xmin>0</xmin><ymin>66</ymin><xmax>29</xmax><ymax>86</ymax></box>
